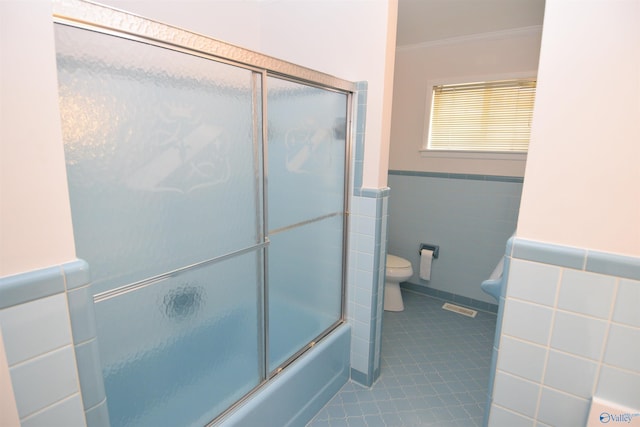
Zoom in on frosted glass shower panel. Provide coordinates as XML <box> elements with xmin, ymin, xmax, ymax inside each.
<box><xmin>268</xmin><ymin>215</ymin><xmax>344</xmax><ymax>371</ymax></box>
<box><xmin>267</xmin><ymin>77</ymin><xmax>347</xmax><ymax>231</ymax></box>
<box><xmin>56</xmin><ymin>25</ymin><xmax>264</xmax><ymax>294</ymax></box>
<box><xmin>94</xmin><ymin>251</ymin><xmax>264</xmax><ymax>427</ymax></box>
<box><xmin>266</xmin><ymin>76</ymin><xmax>347</xmax><ymax>371</ymax></box>
<box><xmin>55</xmin><ymin>15</ymin><xmax>352</xmax><ymax>423</ymax></box>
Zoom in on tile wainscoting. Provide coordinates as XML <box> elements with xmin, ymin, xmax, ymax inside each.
<box><xmin>0</xmin><ymin>260</ymin><xmax>109</xmax><ymax>427</ymax></box>
<box><xmin>487</xmin><ymin>238</ymin><xmax>640</xmax><ymax>426</ymax></box>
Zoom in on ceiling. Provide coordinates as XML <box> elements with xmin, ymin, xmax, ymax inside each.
<box><xmin>396</xmin><ymin>0</ymin><xmax>546</xmax><ymax>47</ymax></box>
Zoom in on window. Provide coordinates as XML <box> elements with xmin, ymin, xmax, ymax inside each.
<box><xmin>426</xmin><ymin>78</ymin><xmax>536</xmax><ymax>154</ymax></box>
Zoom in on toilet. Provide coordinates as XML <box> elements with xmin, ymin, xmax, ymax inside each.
<box><xmin>384</xmin><ymin>254</ymin><xmax>413</xmax><ymax>311</ymax></box>
<box><xmin>480</xmin><ymin>257</ymin><xmax>505</xmax><ymax>303</ymax></box>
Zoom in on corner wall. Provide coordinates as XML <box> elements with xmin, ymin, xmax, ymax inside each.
<box><xmin>0</xmin><ymin>0</ymin><xmax>76</xmax><ymax>277</ymax></box>
<box><xmin>488</xmin><ymin>0</ymin><xmax>640</xmax><ymax>424</ymax></box>
<box><xmin>346</xmin><ymin>83</ymin><xmax>389</xmax><ymax>387</ymax></box>
<box><xmin>516</xmin><ymin>0</ymin><xmax>640</xmax><ymax>256</ymax></box>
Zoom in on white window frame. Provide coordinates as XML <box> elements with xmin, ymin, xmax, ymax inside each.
<box><xmin>420</xmin><ymin>71</ymin><xmax>537</xmax><ymax>161</ymax></box>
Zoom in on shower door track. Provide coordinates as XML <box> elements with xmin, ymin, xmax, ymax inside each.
<box><xmin>52</xmin><ymin>0</ymin><xmax>356</xmax><ymax>93</ymax></box>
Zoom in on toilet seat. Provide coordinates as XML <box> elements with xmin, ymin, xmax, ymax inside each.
<box><xmin>387</xmin><ymin>254</ymin><xmax>411</xmax><ymax>269</ymax></box>
<box><xmin>386</xmin><ymin>255</ymin><xmax>412</xmax><ymax>279</ymax></box>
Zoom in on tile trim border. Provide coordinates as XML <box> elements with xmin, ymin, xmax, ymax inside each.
<box><xmin>353</xmin><ymin>187</ymin><xmax>390</xmax><ymax>198</ymax></box>
<box><xmin>350</xmin><ymin>368</ymin><xmax>368</xmax><ymax>386</ymax></box>
<box><xmin>585</xmin><ymin>250</ymin><xmax>640</xmax><ymax>281</ymax></box>
<box><xmin>0</xmin><ymin>266</ymin><xmax>65</xmax><ymax>310</ymax></box>
<box><xmin>62</xmin><ymin>260</ymin><xmax>91</xmax><ymax>291</ymax></box>
<box><xmin>511</xmin><ymin>238</ymin><xmax>640</xmax><ymax>281</ymax></box>
<box><xmin>0</xmin><ymin>259</ymin><xmax>91</xmax><ymax>310</ymax></box>
<box><xmin>388</xmin><ymin>170</ymin><xmax>524</xmax><ymax>183</ymax></box>
<box><xmin>352</xmin><ymin>81</ymin><xmax>367</xmax><ymax>193</ymax></box>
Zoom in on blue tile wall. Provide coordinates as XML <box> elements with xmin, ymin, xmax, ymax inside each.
<box><xmin>0</xmin><ymin>260</ymin><xmax>108</xmax><ymax>427</ymax></box>
<box><xmin>20</xmin><ymin>395</ymin><xmax>86</xmax><ymax>427</ymax></box>
<box><xmin>537</xmin><ymin>387</ymin><xmax>590</xmax><ymax>427</ymax></box>
<box><xmin>352</xmin><ymin>82</ymin><xmax>367</xmax><ymax>192</ymax></box>
<box><xmin>0</xmin><ymin>293</ymin><xmax>72</xmax><ymax>366</ymax></box>
<box><xmin>10</xmin><ymin>346</ymin><xmax>80</xmax><ymax>418</ymax></box>
<box><xmin>497</xmin><ymin>336</ymin><xmax>546</xmax><ymax>382</ymax></box>
<box><xmin>387</xmin><ymin>171</ymin><xmax>522</xmax><ymax>305</ymax></box>
<box><xmin>488</xmin><ymin>405</ymin><xmax>534</xmax><ymax>427</ymax></box>
<box><xmin>348</xmin><ymin>189</ymin><xmax>388</xmax><ymax>387</ymax></box>
<box><xmin>0</xmin><ymin>265</ymin><xmax>66</xmax><ymax>310</ymax></box>
<box><xmin>63</xmin><ymin>261</ymin><xmax>109</xmax><ymax>427</ymax></box>
<box><xmin>347</xmin><ymin>80</ymin><xmax>390</xmax><ymax>387</ymax></box>
<box><xmin>613</xmin><ymin>279</ymin><xmax>640</xmax><ymax>327</ymax></box>
<box><xmin>492</xmin><ymin>371</ymin><xmax>539</xmax><ymax>418</ymax></box>
<box><xmin>543</xmin><ymin>350</ymin><xmax>598</xmax><ymax>398</ymax></box>
<box><xmin>487</xmin><ymin>238</ymin><xmax>640</xmax><ymax>425</ymax></box>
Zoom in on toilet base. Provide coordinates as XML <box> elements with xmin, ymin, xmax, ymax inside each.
<box><xmin>384</xmin><ymin>281</ymin><xmax>404</xmax><ymax>311</ymax></box>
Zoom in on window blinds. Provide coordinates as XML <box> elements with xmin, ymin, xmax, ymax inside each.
<box><xmin>428</xmin><ymin>79</ymin><xmax>536</xmax><ymax>152</ymax></box>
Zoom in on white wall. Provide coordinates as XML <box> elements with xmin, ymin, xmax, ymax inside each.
<box><xmin>98</xmin><ymin>0</ymin><xmax>263</xmax><ymax>50</ymax></box>
<box><xmin>0</xmin><ymin>0</ymin><xmax>396</xmax><ymax>274</ymax></box>
<box><xmin>517</xmin><ymin>0</ymin><xmax>640</xmax><ymax>257</ymax></box>
<box><xmin>390</xmin><ymin>27</ymin><xmax>542</xmax><ymax>177</ymax></box>
<box><xmin>0</xmin><ymin>1</ymin><xmax>76</xmax><ymax>277</ymax></box>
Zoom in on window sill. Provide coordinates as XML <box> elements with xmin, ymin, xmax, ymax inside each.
<box><xmin>419</xmin><ymin>149</ymin><xmax>527</xmax><ymax>161</ymax></box>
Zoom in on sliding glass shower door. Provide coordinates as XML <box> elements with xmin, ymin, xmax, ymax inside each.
<box><xmin>266</xmin><ymin>78</ymin><xmax>348</xmax><ymax>371</ymax></box>
<box><xmin>54</xmin><ymin>7</ymin><xmax>353</xmax><ymax>426</ymax></box>
<box><xmin>57</xmin><ymin>24</ymin><xmax>266</xmax><ymax>426</ymax></box>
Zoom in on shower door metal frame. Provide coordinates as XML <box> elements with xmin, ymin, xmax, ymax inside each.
<box><xmin>53</xmin><ymin>0</ymin><xmax>355</xmax><ymax>424</ymax></box>
<box><xmin>262</xmin><ymin>72</ymin><xmax>353</xmax><ymax>380</ymax></box>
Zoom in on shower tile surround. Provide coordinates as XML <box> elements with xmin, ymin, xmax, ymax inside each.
<box><xmin>347</xmin><ymin>81</ymin><xmax>391</xmax><ymax>387</ymax></box>
<box><xmin>348</xmin><ymin>189</ymin><xmax>389</xmax><ymax>387</ymax></box>
<box><xmin>486</xmin><ymin>238</ymin><xmax>640</xmax><ymax>426</ymax></box>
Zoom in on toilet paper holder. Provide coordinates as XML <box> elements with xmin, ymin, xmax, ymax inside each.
<box><xmin>419</xmin><ymin>243</ymin><xmax>439</xmax><ymax>259</ymax></box>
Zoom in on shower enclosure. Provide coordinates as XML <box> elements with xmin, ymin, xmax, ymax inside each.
<box><xmin>54</xmin><ymin>3</ymin><xmax>354</xmax><ymax>425</ymax></box>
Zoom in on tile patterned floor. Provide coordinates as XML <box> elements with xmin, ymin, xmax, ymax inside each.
<box><xmin>306</xmin><ymin>290</ymin><xmax>497</xmax><ymax>427</ymax></box>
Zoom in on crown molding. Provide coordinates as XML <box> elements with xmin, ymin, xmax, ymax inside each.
<box><xmin>396</xmin><ymin>25</ymin><xmax>543</xmax><ymax>52</ymax></box>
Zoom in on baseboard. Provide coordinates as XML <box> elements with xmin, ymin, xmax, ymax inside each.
<box><xmin>400</xmin><ymin>282</ymin><xmax>498</xmax><ymax>314</ymax></box>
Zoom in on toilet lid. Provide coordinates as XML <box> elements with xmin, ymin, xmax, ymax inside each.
<box><xmin>387</xmin><ymin>255</ymin><xmax>411</xmax><ymax>268</ymax></box>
